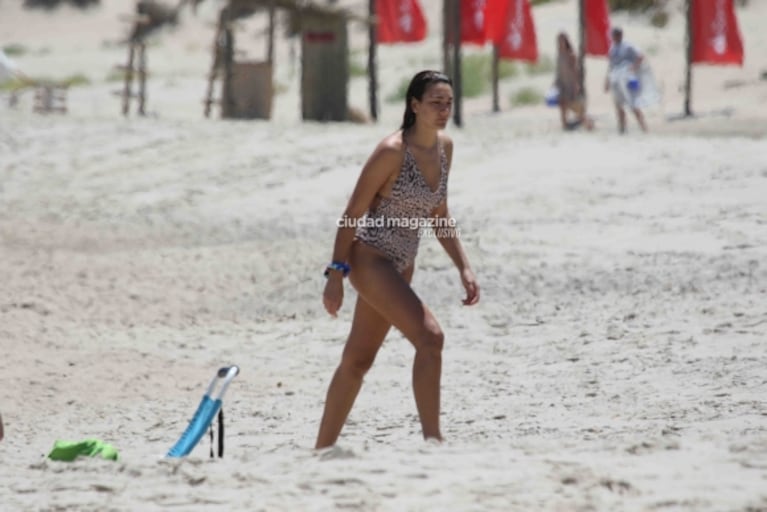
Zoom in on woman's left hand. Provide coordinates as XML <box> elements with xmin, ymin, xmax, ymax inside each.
<box><xmin>460</xmin><ymin>268</ymin><xmax>480</xmax><ymax>306</ymax></box>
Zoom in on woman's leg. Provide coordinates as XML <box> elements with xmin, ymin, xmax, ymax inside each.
<box><xmin>615</xmin><ymin>103</ymin><xmax>627</xmax><ymax>133</ymax></box>
<box><xmin>632</xmin><ymin>107</ymin><xmax>648</xmax><ymax>132</ymax></box>
<box><xmin>559</xmin><ymin>102</ymin><xmax>568</xmax><ymax>129</ymax></box>
<box><xmin>315</xmin><ymin>294</ymin><xmax>394</xmax><ymax>449</ymax></box>
<box><xmin>348</xmin><ymin>245</ymin><xmax>445</xmax><ymax>442</ymax></box>
<box><xmin>570</xmin><ymin>100</ymin><xmax>594</xmax><ymax>131</ymax></box>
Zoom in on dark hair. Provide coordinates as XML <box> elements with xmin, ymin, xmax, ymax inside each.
<box><xmin>400</xmin><ymin>70</ymin><xmax>453</xmax><ymax>131</ymax></box>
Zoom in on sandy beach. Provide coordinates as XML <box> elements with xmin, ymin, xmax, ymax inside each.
<box><xmin>1</xmin><ymin>0</ymin><xmax>766</xmax><ymax>510</ymax></box>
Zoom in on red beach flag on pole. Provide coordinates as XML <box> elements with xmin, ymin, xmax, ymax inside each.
<box><xmin>690</xmin><ymin>0</ymin><xmax>744</xmax><ymax>65</ymax></box>
<box><xmin>376</xmin><ymin>0</ymin><xmax>427</xmax><ymax>43</ymax></box>
<box><xmin>486</xmin><ymin>0</ymin><xmax>538</xmax><ymax>62</ymax></box>
<box><xmin>584</xmin><ymin>0</ymin><xmax>611</xmax><ymax>56</ymax></box>
<box><xmin>461</xmin><ymin>0</ymin><xmax>488</xmax><ymax>45</ymax></box>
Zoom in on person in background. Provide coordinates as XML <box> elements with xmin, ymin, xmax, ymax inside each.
<box><xmin>555</xmin><ymin>32</ymin><xmax>594</xmax><ymax>131</ymax></box>
<box><xmin>0</xmin><ymin>48</ymin><xmax>30</xmax><ymax>86</ymax></box>
<box><xmin>604</xmin><ymin>27</ymin><xmax>648</xmax><ymax>133</ymax></box>
<box><xmin>1</xmin><ymin>48</ymin><xmax>34</xmax><ymax>108</ymax></box>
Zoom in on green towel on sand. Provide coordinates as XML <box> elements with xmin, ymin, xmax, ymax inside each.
<box><xmin>48</xmin><ymin>439</ymin><xmax>119</xmax><ymax>462</ymax></box>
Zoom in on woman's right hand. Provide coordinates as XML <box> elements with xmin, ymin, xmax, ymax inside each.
<box><xmin>322</xmin><ymin>274</ymin><xmax>344</xmax><ymax>317</ymax></box>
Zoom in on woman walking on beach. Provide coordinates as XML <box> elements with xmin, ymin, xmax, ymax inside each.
<box><xmin>554</xmin><ymin>32</ymin><xmax>594</xmax><ymax>131</ymax></box>
<box><xmin>315</xmin><ymin>70</ymin><xmax>480</xmax><ymax>449</ymax></box>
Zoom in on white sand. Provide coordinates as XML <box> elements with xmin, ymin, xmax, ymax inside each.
<box><xmin>1</xmin><ymin>0</ymin><xmax>766</xmax><ymax>510</ymax></box>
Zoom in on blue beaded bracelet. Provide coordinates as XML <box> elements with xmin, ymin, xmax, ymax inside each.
<box><xmin>324</xmin><ymin>261</ymin><xmax>351</xmax><ymax>278</ymax></box>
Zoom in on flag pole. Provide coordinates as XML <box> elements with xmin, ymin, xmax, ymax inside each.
<box><xmin>451</xmin><ymin>0</ymin><xmax>463</xmax><ymax>127</ymax></box>
<box><xmin>443</xmin><ymin>0</ymin><xmax>451</xmax><ymax>76</ymax></box>
<box><xmin>683</xmin><ymin>0</ymin><xmax>693</xmax><ymax>117</ymax></box>
<box><xmin>368</xmin><ymin>0</ymin><xmax>378</xmax><ymax>121</ymax></box>
<box><xmin>492</xmin><ymin>44</ymin><xmax>500</xmax><ymax>112</ymax></box>
<box><xmin>578</xmin><ymin>0</ymin><xmax>586</xmax><ymax>98</ymax></box>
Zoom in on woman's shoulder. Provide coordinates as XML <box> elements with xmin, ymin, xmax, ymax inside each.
<box><xmin>438</xmin><ymin>131</ymin><xmax>453</xmax><ymax>152</ymax></box>
<box><xmin>372</xmin><ymin>130</ymin><xmax>407</xmax><ymax>159</ymax></box>
<box><xmin>378</xmin><ymin>130</ymin><xmax>406</xmax><ymax>151</ymax></box>
<box><xmin>366</xmin><ymin>131</ymin><xmax>406</xmax><ymax>170</ymax></box>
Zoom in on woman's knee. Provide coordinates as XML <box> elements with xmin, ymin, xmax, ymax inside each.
<box><xmin>340</xmin><ymin>352</ymin><xmax>376</xmax><ymax>378</ymax></box>
<box><xmin>416</xmin><ymin>323</ymin><xmax>444</xmax><ymax>353</ymax></box>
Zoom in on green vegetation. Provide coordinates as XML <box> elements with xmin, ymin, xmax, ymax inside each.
<box><xmin>61</xmin><ymin>73</ymin><xmax>90</xmax><ymax>87</ymax></box>
<box><xmin>2</xmin><ymin>44</ymin><xmax>28</xmax><ymax>57</ymax></box>
<box><xmin>530</xmin><ymin>0</ymin><xmax>664</xmax><ymax>15</ymax></box>
<box><xmin>385</xmin><ymin>76</ymin><xmax>410</xmax><ymax>104</ymax></box>
<box><xmin>23</xmin><ymin>0</ymin><xmax>99</xmax><ymax>9</ymax></box>
<box><xmin>349</xmin><ymin>58</ymin><xmax>367</xmax><ymax>78</ymax></box>
<box><xmin>0</xmin><ymin>73</ymin><xmax>90</xmax><ymax>91</ymax></box>
<box><xmin>273</xmin><ymin>81</ymin><xmax>289</xmax><ymax>95</ymax></box>
<box><xmin>531</xmin><ymin>0</ymin><xmax>668</xmax><ymax>18</ymax></box>
<box><xmin>510</xmin><ymin>87</ymin><xmax>543</xmax><ymax>107</ymax></box>
<box><xmin>498</xmin><ymin>60</ymin><xmax>519</xmax><ymax>79</ymax></box>
<box><xmin>387</xmin><ymin>50</ymin><xmax>553</xmax><ymax>104</ymax></box>
<box><xmin>461</xmin><ymin>54</ymin><xmax>490</xmax><ymax>98</ymax></box>
<box><xmin>532</xmin><ymin>0</ymin><xmax>663</xmax><ymax>12</ymax></box>
<box><xmin>387</xmin><ymin>53</ymin><xmax>520</xmax><ymax>104</ymax></box>
<box><xmin>106</xmin><ymin>68</ymin><xmax>127</xmax><ymax>82</ymax></box>
<box><xmin>608</xmin><ymin>0</ymin><xmax>669</xmax><ymax>30</ymax></box>
<box><xmin>348</xmin><ymin>48</ymin><xmax>368</xmax><ymax>78</ymax></box>
<box><xmin>650</xmin><ymin>9</ymin><xmax>669</xmax><ymax>28</ymax></box>
<box><xmin>0</xmin><ymin>79</ymin><xmax>23</xmax><ymax>92</ymax></box>
<box><xmin>461</xmin><ymin>53</ymin><xmax>520</xmax><ymax>98</ymax></box>
<box><xmin>608</xmin><ymin>0</ymin><xmax>662</xmax><ymax>10</ymax></box>
<box><xmin>525</xmin><ymin>54</ymin><xmax>554</xmax><ymax>76</ymax></box>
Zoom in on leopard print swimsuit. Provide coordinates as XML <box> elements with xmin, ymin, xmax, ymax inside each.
<box><xmin>355</xmin><ymin>138</ymin><xmax>449</xmax><ymax>273</ymax></box>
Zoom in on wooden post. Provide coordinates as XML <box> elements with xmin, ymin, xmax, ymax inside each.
<box><xmin>578</xmin><ymin>0</ymin><xmax>586</xmax><ymax>98</ymax></box>
<box><xmin>368</xmin><ymin>0</ymin><xmax>378</xmax><ymax>121</ymax></box>
<box><xmin>138</xmin><ymin>42</ymin><xmax>147</xmax><ymax>116</ymax></box>
<box><xmin>222</xmin><ymin>7</ymin><xmax>235</xmax><ymax>118</ymax></box>
<box><xmin>204</xmin><ymin>10</ymin><xmax>227</xmax><ymax>119</ymax></box>
<box><xmin>451</xmin><ymin>0</ymin><xmax>462</xmax><ymax>127</ymax></box>
<box><xmin>684</xmin><ymin>0</ymin><xmax>693</xmax><ymax>117</ymax></box>
<box><xmin>491</xmin><ymin>44</ymin><xmax>500</xmax><ymax>112</ymax></box>
<box><xmin>267</xmin><ymin>0</ymin><xmax>276</xmax><ymax>64</ymax></box>
<box><xmin>442</xmin><ymin>0</ymin><xmax>451</xmax><ymax>75</ymax></box>
<box><xmin>204</xmin><ymin>27</ymin><xmax>219</xmax><ymax>117</ymax></box>
<box><xmin>122</xmin><ymin>44</ymin><xmax>135</xmax><ymax>116</ymax></box>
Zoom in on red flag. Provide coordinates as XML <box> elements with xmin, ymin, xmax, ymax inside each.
<box><xmin>486</xmin><ymin>0</ymin><xmax>538</xmax><ymax>62</ymax></box>
<box><xmin>584</xmin><ymin>0</ymin><xmax>611</xmax><ymax>56</ymax></box>
<box><xmin>461</xmin><ymin>0</ymin><xmax>488</xmax><ymax>45</ymax></box>
<box><xmin>376</xmin><ymin>0</ymin><xmax>427</xmax><ymax>44</ymax></box>
<box><xmin>690</xmin><ymin>0</ymin><xmax>744</xmax><ymax>65</ymax></box>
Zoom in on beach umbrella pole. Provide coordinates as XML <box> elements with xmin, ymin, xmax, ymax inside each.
<box><xmin>492</xmin><ymin>45</ymin><xmax>500</xmax><ymax>112</ymax></box>
<box><xmin>684</xmin><ymin>0</ymin><xmax>693</xmax><ymax>117</ymax></box>
<box><xmin>368</xmin><ymin>0</ymin><xmax>379</xmax><ymax>121</ymax></box>
<box><xmin>451</xmin><ymin>0</ymin><xmax>462</xmax><ymax>127</ymax></box>
<box><xmin>578</xmin><ymin>0</ymin><xmax>586</xmax><ymax>98</ymax></box>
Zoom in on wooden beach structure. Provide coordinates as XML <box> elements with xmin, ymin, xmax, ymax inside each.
<box><xmin>119</xmin><ymin>0</ymin><xmax>187</xmax><ymax>116</ymax></box>
<box><xmin>33</xmin><ymin>83</ymin><xmax>69</xmax><ymax>114</ymax></box>
<box><xmin>202</xmin><ymin>0</ymin><xmax>372</xmax><ymax>122</ymax></box>
<box><xmin>116</xmin><ymin>0</ymin><xmax>374</xmax><ymax>122</ymax></box>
